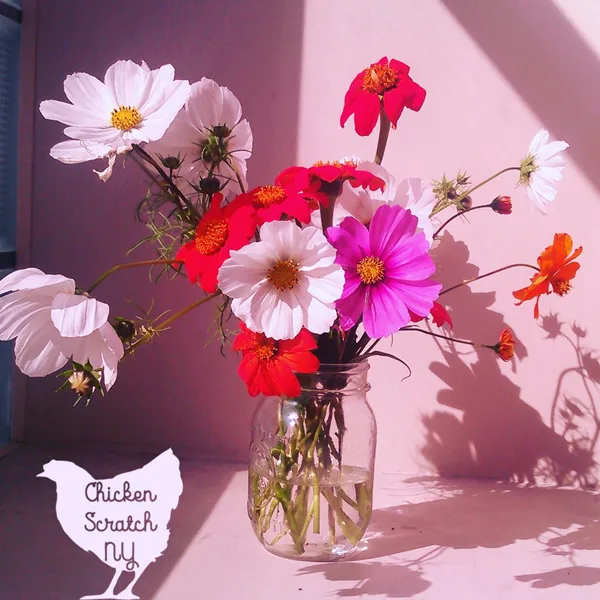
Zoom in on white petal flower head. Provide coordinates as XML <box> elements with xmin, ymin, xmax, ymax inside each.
<box><xmin>310</xmin><ymin>161</ymin><xmax>397</xmax><ymax>228</ymax></box>
<box><xmin>39</xmin><ymin>60</ymin><xmax>191</xmax><ymax>181</ymax></box>
<box><xmin>149</xmin><ymin>77</ymin><xmax>253</xmax><ymax>197</ymax></box>
<box><xmin>0</xmin><ymin>269</ymin><xmax>124</xmax><ymax>389</ymax></box>
<box><xmin>520</xmin><ymin>128</ymin><xmax>569</xmax><ymax>212</ymax></box>
<box><xmin>217</xmin><ymin>221</ymin><xmax>345</xmax><ymax>340</ymax></box>
<box><xmin>392</xmin><ymin>178</ymin><xmax>437</xmax><ymax>245</ymax></box>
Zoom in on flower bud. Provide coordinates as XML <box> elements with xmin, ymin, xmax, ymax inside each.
<box><xmin>459</xmin><ymin>195</ymin><xmax>472</xmax><ymax>210</ymax></box>
<box><xmin>491</xmin><ymin>195</ymin><xmax>512</xmax><ymax>215</ymax></box>
<box><xmin>160</xmin><ymin>155</ymin><xmax>182</xmax><ymax>170</ymax></box>
<box><xmin>199</xmin><ymin>176</ymin><xmax>221</xmax><ymax>194</ymax></box>
<box><xmin>493</xmin><ymin>329</ymin><xmax>515</xmax><ymax>362</ymax></box>
<box><xmin>447</xmin><ymin>187</ymin><xmax>458</xmax><ymax>200</ymax></box>
<box><xmin>212</xmin><ymin>125</ymin><xmax>232</xmax><ymax>138</ymax></box>
<box><xmin>115</xmin><ymin>318</ymin><xmax>136</xmax><ymax>342</ymax></box>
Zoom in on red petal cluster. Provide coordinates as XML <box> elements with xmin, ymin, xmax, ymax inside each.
<box><xmin>175</xmin><ymin>194</ymin><xmax>255</xmax><ymax>293</ymax></box>
<box><xmin>341</xmin><ymin>57</ymin><xmax>426</xmax><ymax>136</ymax></box>
<box><xmin>233</xmin><ymin>324</ymin><xmax>320</xmax><ymax>397</ymax></box>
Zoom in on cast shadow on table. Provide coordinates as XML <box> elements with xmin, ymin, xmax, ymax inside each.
<box><xmin>299</xmin><ymin>481</ymin><xmax>600</xmax><ymax>597</ymax></box>
<box><xmin>420</xmin><ymin>233</ymin><xmax>598</xmax><ymax>488</ymax></box>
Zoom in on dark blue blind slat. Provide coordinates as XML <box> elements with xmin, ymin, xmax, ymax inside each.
<box><xmin>0</xmin><ymin>5</ymin><xmax>20</xmax><ymax>445</ymax></box>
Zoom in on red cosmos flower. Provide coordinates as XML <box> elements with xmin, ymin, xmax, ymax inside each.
<box><xmin>233</xmin><ymin>323</ymin><xmax>320</xmax><ymax>397</ymax></box>
<box><xmin>176</xmin><ymin>194</ymin><xmax>255</xmax><ymax>293</ymax></box>
<box><xmin>277</xmin><ymin>159</ymin><xmax>385</xmax><ymax>206</ymax></box>
<box><xmin>236</xmin><ymin>175</ymin><xmax>325</xmax><ymax>225</ymax></box>
<box><xmin>341</xmin><ymin>57</ymin><xmax>426</xmax><ymax>136</ymax></box>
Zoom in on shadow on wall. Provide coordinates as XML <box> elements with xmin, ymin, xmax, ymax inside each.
<box><xmin>26</xmin><ymin>0</ymin><xmax>305</xmax><ymax>460</ymax></box>
<box><xmin>420</xmin><ymin>233</ymin><xmax>598</xmax><ymax>487</ymax></box>
<box><xmin>441</xmin><ymin>0</ymin><xmax>600</xmax><ymax>195</ymax></box>
<box><xmin>299</xmin><ymin>478</ymin><xmax>600</xmax><ymax>597</ymax></box>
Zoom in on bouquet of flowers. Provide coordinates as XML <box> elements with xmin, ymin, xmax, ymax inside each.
<box><xmin>0</xmin><ymin>57</ymin><xmax>579</xmax><ymax>559</ymax></box>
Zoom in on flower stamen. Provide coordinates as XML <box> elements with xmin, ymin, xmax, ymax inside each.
<box><xmin>267</xmin><ymin>259</ymin><xmax>300</xmax><ymax>291</ymax></box>
<box><xmin>362</xmin><ymin>63</ymin><xmax>398</xmax><ymax>94</ymax></box>
<box><xmin>255</xmin><ymin>340</ymin><xmax>277</xmax><ymax>361</ymax></box>
<box><xmin>195</xmin><ymin>218</ymin><xmax>229</xmax><ymax>255</ymax></box>
<box><xmin>552</xmin><ymin>278</ymin><xmax>571</xmax><ymax>296</ymax></box>
<box><xmin>255</xmin><ymin>185</ymin><xmax>287</xmax><ymax>206</ymax></box>
<box><xmin>110</xmin><ymin>106</ymin><xmax>142</xmax><ymax>131</ymax></box>
<box><xmin>357</xmin><ymin>256</ymin><xmax>385</xmax><ymax>285</ymax></box>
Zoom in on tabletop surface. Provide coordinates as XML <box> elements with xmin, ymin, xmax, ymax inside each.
<box><xmin>0</xmin><ymin>444</ymin><xmax>598</xmax><ymax>600</ymax></box>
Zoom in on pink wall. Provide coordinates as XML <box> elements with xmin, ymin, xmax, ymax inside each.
<box><xmin>22</xmin><ymin>0</ymin><xmax>599</xmax><ymax>485</ymax></box>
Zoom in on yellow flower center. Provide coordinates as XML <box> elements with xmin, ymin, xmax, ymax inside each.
<box><xmin>110</xmin><ymin>106</ymin><xmax>142</xmax><ymax>131</ymax></box>
<box><xmin>195</xmin><ymin>218</ymin><xmax>229</xmax><ymax>255</ymax></box>
<box><xmin>552</xmin><ymin>278</ymin><xmax>571</xmax><ymax>297</ymax></box>
<box><xmin>255</xmin><ymin>185</ymin><xmax>287</xmax><ymax>206</ymax></box>
<box><xmin>267</xmin><ymin>259</ymin><xmax>300</xmax><ymax>292</ymax></box>
<box><xmin>312</xmin><ymin>159</ymin><xmax>358</xmax><ymax>168</ymax></box>
<box><xmin>255</xmin><ymin>341</ymin><xmax>276</xmax><ymax>361</ymax></box>
<box><xmin>362</xmin><ymin>64</ymin><xmax>398</xmax><ymax>94</ymax></box>
<box><xmin>356</xmin><ymin>256</ymin><xmax>385</xmax><ymax>285</ymax></box>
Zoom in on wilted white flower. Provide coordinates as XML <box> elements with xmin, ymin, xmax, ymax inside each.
<box><xmin>0</xmin><ymin>269</ymin><xmax>124</xmax><ymax>389</ymax></box>
<box><xmin>39</xmin><ymin>60</ymin><xmax>190</xmax><ymax>181</ymax></box>
<box><xmin>520</xmin><ymin>128</ymin><xmax>569</xmax><ymax>212</ymax></box>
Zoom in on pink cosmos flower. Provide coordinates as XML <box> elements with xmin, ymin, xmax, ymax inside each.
<box><xmin>327</xmin><ymin>205</ymin><xmax>441</xmax><ymax>338</ymax></box>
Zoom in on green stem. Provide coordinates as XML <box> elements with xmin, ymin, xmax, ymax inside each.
<box><xmin>433</xmin><ymin>204</ymin><xmax>491</xmax><ymax>239</ymax></box>
<box><xmin>400</xmin><ymin>326</ymin><xmax>483</xmax><ymax>349</ymax></box>
<box><xmin>87</xmin><ymin>259</ymin><xmax>182</xmax><ymax>294</ymax></box>
<box><xmin>228</xmin><ymin>159</ymin><xmax>247</xmax><ymax>194</ymax></box>
<box><xmin>132</xmin><ymin>144</ymin><xmax>197</xmax><ymax>219</ymax></box>
<box><xmin>440</xmin><ymin>263</ymin><xmax>539</xmax><ymax>296</ymax></box>
<box><xmin>431</xmin><ymin>166</ymin><xmax>520</xmax><ymax>216</ymax></box>
<box><xmin>125</xmin><ymin>291</ymin><xmax>220</xmax><ymax>354</ymax></box>
<box><xmin>374</xmin><ymin>104</ymin><xmax>391</xmax><ymax>165</ymax></box>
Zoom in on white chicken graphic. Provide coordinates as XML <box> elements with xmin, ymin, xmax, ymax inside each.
<box><xmin>38</xmin><ymin>448</ymin><xmax>183</xmax><ymax>600</ymax></box>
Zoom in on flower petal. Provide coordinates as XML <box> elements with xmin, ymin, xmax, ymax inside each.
<box><xmin>50</xmin><ymin>293</ymin><xmax>110</xmax><ymax>338</ymax></box>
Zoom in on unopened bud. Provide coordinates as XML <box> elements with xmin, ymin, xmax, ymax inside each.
<box><xmin>491</xmin><ymin>195</ymin><xmax>512</xmax><ymax>215</ymax></box>
<box><xmin>199</xmin><ymin>176</ymin><xmax>221</xmax><ymax>194</ymax></box>
<box><xmin>212</xmin><ymin>125</ymin><xmax>231</xmax><ymax>138</ymax></box>
<box><xmin>160</xmin><ymin>155</ymin><xmax>182</xmax><ymax>170</ymax></box>
<box><xmin>115</xmin><ymin>319</ymin><xmax>136</xmax><ymax>342</ymax></box>
<box><xmin>447</xmin><ymin>187</ymin><xmax>458</xmax><ymax>200</ymax></box>
<box><xmin>459</xmin><ymin>195</ymin><xmax>472</xmax><ymax>210</ymax></box>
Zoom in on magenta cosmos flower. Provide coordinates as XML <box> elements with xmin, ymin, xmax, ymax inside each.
<box><xmin>327</xmin><ymin>204</ymin><xmax>441</xmax><ymax>338</ymax></box>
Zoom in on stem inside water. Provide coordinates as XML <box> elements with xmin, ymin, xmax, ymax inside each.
<box><xmin>249</xmin><ymin>392</ymin><xmax>373</xmax><ymax>557</ymax></box>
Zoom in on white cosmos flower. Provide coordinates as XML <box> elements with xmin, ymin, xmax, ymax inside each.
<box><xmin>520</xmin><ymin>128</ymin><xmax>569</xmax><ymax>212</ymax></box>
<box><xmin>0</xmin><ymin>269</ymin><xmax>124</xmax><ymax>389</ymax></box>
<box><xmin>39</xmin><ymin>60</ymin><xmax>191</xmax><ymax>181</ymax></box>
<box><xmin>149</xmin><ymin>78</ymin><xmax>253</xmax><ymax>198</ymax></box>
<box><xmin>217</xmin><ymin>221</ymin><xmax>344</xmax><ymax>340</ymax></box>
<box><xmin>312</xmin><ymin>161</ymin><xmax>436</xmax><ymax>244</ymax></box>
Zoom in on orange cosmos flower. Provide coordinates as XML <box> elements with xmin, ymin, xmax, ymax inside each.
<box><xmin>493</xmin><ymin>329</ymin><xmax>515</xmax><ymax>361</ymax></box>
<box><xmin>513</xmin><ymin>233</ymin><xmax>582</xmax><ymax>319</ymax></box>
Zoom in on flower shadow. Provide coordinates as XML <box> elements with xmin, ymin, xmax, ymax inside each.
<box><xmin>296</xmin><ymin>561</ymin><xmax>431</xmax><ymax>598</ymax></box>
<box><xmin>421</xmin><ymin>233</ymin><xmax>596</xmax><ymax>485</ymax></box>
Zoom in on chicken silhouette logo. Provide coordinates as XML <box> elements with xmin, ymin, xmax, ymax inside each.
<box><xmin>37</xmin><ymin>448</ymin><xmax>183</xmax><ymax>600</ymax></box>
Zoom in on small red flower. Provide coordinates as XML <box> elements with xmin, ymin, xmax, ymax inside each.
<box><xmin>409</xmin><ymin>301</ymin><xmax>453</xmax><ymax>329</ymax></box>
<box><xmin>236</xmin><ymin>180</ymin><xmax>319</xmax><ymax>225</ymax></box>
<box><xmin>176</xmin><ymin>194</ymin><xmax>255</xmax><ymax>293</ymax></box>
<box><xmin>276</xmin><ymin>160</ymin><xmax>385</xmax><ymax>207</ymax></box>
<box><xmin>233</xmin><ymin>324</ymin><xmax>320</xmax><ymax>398</ymax></box>
<box><xmin>493</xmin><ymin>329</ymin><xmax>515</xmax><ymax>362</ymax></box>
<box><xmin>341</xmin><ymin>57</ymin><xmax>426</xmax><ymax>136</ymax></box>
<box><xmin>491</xmin><ymin>195</ymin><xmax>512</xmax><ymax>215</ymax></box>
